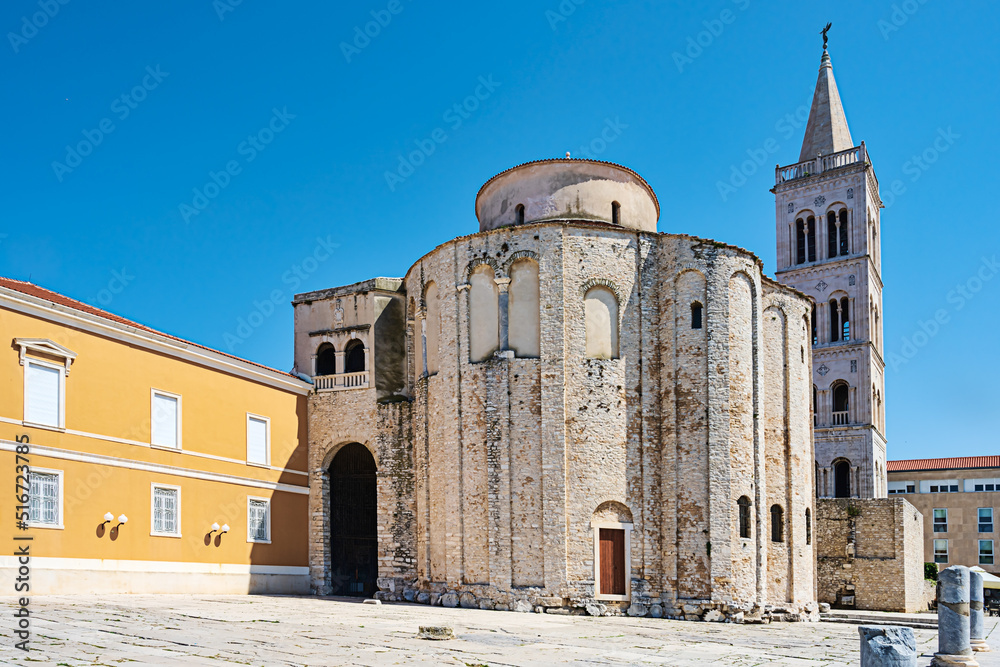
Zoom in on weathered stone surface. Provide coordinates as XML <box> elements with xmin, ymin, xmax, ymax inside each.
<box><xmin>934</xmin><ymin>566</ymin><xmax>976</xmax><ymax>666</ymax></box>
<box><xmin>648</xmin><ymin>604</ymin><xmax>663</xmax><ymax>619</ymax></box>
<box><xmin>628</xmin><ymin>603</ymin><xmax>648</xmax><ymax>618</ymax></box>
<box><xmin>703</xmin><ymin>609</ymin><xmax>724</xmax><ymax>623</ymax></box>
<box><xmin>362</xmin><ymin>598</ymin><xmax>381</xmax><ymax>606</ymax></box>
<box><xmin>440</xmin><ymin>593</ymin><xmax>459</xmax><ymax>608</ymax></box>
<box><xmin>418</xmin><ymin>625</ymin><xmax>455</xmax><ymax>641</ymax></box>
<box><xmin>858</xmin><ymin>625</ymin><xmax>916</xmax><ymax>667</ymax></box>
<box><xmin>416</xmin><ymin>591</ymin><xmax>430</xmax><ymax>604</ymax></box>
<box><xmin>586</xmin><ymin>602</ymin><xmax>606</xmax><ymax>617</ymax></box>
<box><xmin>459</xmin><ymin>592</ymin><xmax>477</xmax><ymax>609</ymax></box>
<box><xmin>403</xmin><ymin>588</ymin><xmax>417</xmax><ymax>602</ymax></box>
<box><xmin>514</xmin><ymin>600</ymin><xmax>532</xmax><ymax>613</ymax></box>
<box><xmin>477</xmin><ymin>599</ymin><xmax>494</xmax><ymax>610</ymax></box>
<box><xmin>970</xmin><ymin>571</ymin><xmax>991</xmax><ymax>653</ymax></box>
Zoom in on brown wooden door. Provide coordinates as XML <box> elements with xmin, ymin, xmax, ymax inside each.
<box><xmin>599</xmin><ymin>528</ymin><xmax>625</xmax><ymax>595</ymax></box>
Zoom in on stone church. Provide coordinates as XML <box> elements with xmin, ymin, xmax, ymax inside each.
<box><xmin>291</xmin><ymin>41</ymin><xmax>888</xmax><ymax>620</ymax></box>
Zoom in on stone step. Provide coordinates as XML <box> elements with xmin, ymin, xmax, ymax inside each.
<box><xmin>820</xmin><ymin>611</ymin><xmax>938</xmax><ymax>630</ymax></box>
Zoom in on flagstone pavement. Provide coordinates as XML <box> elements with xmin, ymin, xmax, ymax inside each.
<box><xmin>1</xmin><ymin>595</ymin><xmax>999</xmax><ymax>666</ymax></box>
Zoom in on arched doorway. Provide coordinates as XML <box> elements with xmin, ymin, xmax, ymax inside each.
<box><xmin>834</xmin><ymin>459</ymin><xmax>851</xmax><ymax>498</ymax></box>
<box><xmin>344</xmin><ymin>340</ymin><xmax>365</xmax><ymax>373</ymax></box>
<box><xmin>328</xmin><ymin>443</ymin><xmax>377</xmax><ymax>597</ymax></box>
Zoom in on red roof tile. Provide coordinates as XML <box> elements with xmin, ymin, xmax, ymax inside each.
<box><xmin>0</xmin><ymin>276</ymin><xmax>300</xmax><ymax>382</ymax></box>
<box><xmin>887</xmin><ymin>456</ymin><xmax>1000</xmax><ymax>472</ymax></box>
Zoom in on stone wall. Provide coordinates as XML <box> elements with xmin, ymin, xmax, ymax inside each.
<box><xmin>815</xmin><ymin>497</ymin><xmax>926</xmax><ymax>612</ymax></box>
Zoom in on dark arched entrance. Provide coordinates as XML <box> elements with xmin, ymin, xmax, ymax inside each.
<box><xmin>344</xmin><ymin>340</ymin><xmax>365</xmax><ymax>373</ymax></box>
<box><xmin>329</xmin><ymin>443</ymin><xmax>377</xmax><ymax>597</ymax></box>
<box><xmin>834</xmin><ymin>460</ymin><xmax>851</xmax><ymax>498</ymax></box>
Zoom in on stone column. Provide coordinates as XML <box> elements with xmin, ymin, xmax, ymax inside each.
<box><xmin>334</xmin><ymin>350</ymin><xmax>345</xmax><ymax>375</ymax></box>
<box><xmin>971</xmin><ymin>570</ymin><xmax>991</xmax><ymax>652</ymax></box>
<box><xmin>495</xmin><ymin>277</ymin><xmax>511</xmax><ymax>351</ymax></box>
<box><xmin>933</xmin><ymin>565</ymin><xmax>979</xmax><ymax>666</ymax></box>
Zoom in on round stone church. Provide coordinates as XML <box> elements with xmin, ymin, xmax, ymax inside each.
<box><xmin>293</xmin><ymin>158</ymin><xmax>817</xmax><ymax>621</ymax></box>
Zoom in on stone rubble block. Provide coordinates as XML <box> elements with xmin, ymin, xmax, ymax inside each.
<box><xmin>418</xmin><ymin>625</ymin><xmax>455</xmax><ymax>641</ymax></box>
<box><xmin>858</xmin><ymin>625</ymin><xmax>916</xmax><ymax>667</ymax></box>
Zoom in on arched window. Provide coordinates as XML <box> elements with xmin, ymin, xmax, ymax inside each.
<box><xmin>841</xmin><ymin>296</ymin><xmax>850</xmax><ymax>341</ymax></box>
<box><xmin>423</xmin><ymin>282</ymin><xmax>440</xmax><ymax>375</ymax></box>
<box><xmin>344</xmin><ymin>339</ymin><xmax>365</xmax><ymax>373</ymax></box>
<box><xmin>469</xmin><ymin>264</ymin><xmax>500</xmax><ymax>362</ymax></box>
<box><xmin>770</xmin><ymin>504</ymin><xmax>784</xmax><ymax>542</ymax></box>
<box><xmin>806</xmin><ymin>508</ymin><xmax>812</xmax><ymax>545</ymax></box>
<box><xmin>834</xmin><ymin>459</ymin><xmax>852</xmax><ymax>498</ymax></box>
<box><xmin>316</xmin><ymin>343</ymin><xmax>337</xmax><ymax>376</ymax></box>
<box><xmin>829</xmin><ymin>299</ymin><xmax>840</xmax><ymax>342</ymax></box>
<box><xmin>508</xmin><ymin>259</ymin><xmax>540</xmax><ymax>358</ymax></box>
<box><xmin>515</xmin><ymin>203</ymin><xmax>525</xmax><ymax>226</ymax></box>
<box><xmin>832</xmin><ymin>382</ymin><xmax>849</xmax><ymax>424</ymax></box>
<box><xmin>811</xmin><ymin>305</ymin><xmax>817</xmax><ymax>345</ymax></box>
<box><xmin>827</xmin><ymin>211</ymin><xmax>838</xmax><ymax>259</ymax></box>
<box><xmin>738</xmin><ymin>496</ymin><xmax>751</xmax><ymax>539</ymax></box>
<box><xmin>795</xmin><ymin>219</ymin><xmax>805</xmax><ymax>265</ymax></box>
<box><xmin>584</xmin><ymin>285</ymin><xmax>618</xmax><ymax>359</ymax></box>
<box><xmin>813</xmin><ymin>385</ymin><xmax>818</xmax><ymax>427</ymax></box>
<box><xmin>839</xmin><ymin>209</ymin><xmax>849</xmax><ymax>256</ymax></box>
<box><xmin>691</xmin><ymin>301</ymin><xmax>703</xmax><ymax>329</ymax></box>
<box><xmin>611</xmin><ymin>201</ymin><xmax>621</xmax><ymax>226</ymax></box>
<box><xmin>806</xmin><ymin>215</ymin><xmax>816</xmax><ymax>262</ymax></box>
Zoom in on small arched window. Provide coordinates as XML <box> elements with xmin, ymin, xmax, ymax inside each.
<box><xmin>344</xmin><ymin>339</ymin><xmax>366</xmax><ymax>373</ymax></box>
<box><xmin>834</xmin><ymin>459</ymin><xmax>852</xmax><ymax>498</ymax></box>
<box><xmin>515</xmin><ymin>204</ymin><xmax>525</xmax><ymax>226</ymax></box>
<box><xmin>832</xmin><ymin>382</ymin><xmax>849</xmax><ymax>425</ymax></box>
<box><xmin>691</xmin><ymin>302</ymin><xmax>703</xmax><ymax>329</ymax></box>
<box><xmin>806</xmin><ymin>216</ymin><xmax>816</xmax><ymax>262</ymax></box>
<box><xmin>840</xmin><ymin>296</ymin><xmax>850</xmax><ymax>341</ymax></box>
<box><xmin>839</xmin><ymin>209</ymin><xmax>849</xmax><ymax>256</ymax></box>
<box><xmin>813</xmin><ymin>385</ymin><xmax>818</xmax><ymax>426</ymax></box>
<box><xmin>811</xmin><ymin>304</ymin><xmax>817</xmax><ymax>345</ymax></box>
<box><xmin>584</xmin><ymin>285</ymin><xmax>619</xmax><ymax>359</ymax></box>
<box><xmin>827</xmin><ymin>211</ymin><xmax>838</xmax><ymax>259</ymax></box>
<box><xmin>611</xmin><ymin>201</ymin><xmax>621</xmax><ymax>226</ymax></box>
<box><xmin>829</xmin><ymin>298</ymin><xmax>840</xmax><ymax>342</ymax></box>
<box><xmin>738</xmin><ymin>496</ymin><xmax>751</xmax><ymax>539</ymax></box>
<box><xmin>770</xmin><ymin>504</ymin><xmax>784</xmax><ymax>543</ymax></box>
<box><xmin>795</xmin><ymin>219</ymin><xmax>805</xmax><ymax>265</ymax></box>
<box><xmin>806</xmin><ymin>508</ymin><xmax>812</xmax><ymax>545</ymax></box>
<box><xmin>316</xmin><ymin>343</ymin><xmax>337</xmax><ymax>376</ymax></box>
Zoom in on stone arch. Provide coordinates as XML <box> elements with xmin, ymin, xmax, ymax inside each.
<box><xmin>344</xmin><ymin>338</ymin><xmax>366</xmax><ymax>373</ymax></box>
<box><xmin>315</xmin><ymin>341</ymin><xmax>337</xmax><ymax>376</ymax></box>
<box><xmin>580</xmin><ymin>277</ymin><xmax>622</xmax><ymax>302</ymax></box>
<box><xmin>592</xmin><ymin>500</ymin><xmax>633</xmax><ymax>524</ymax></box>
<box><xmin>832</xmin><ymin>457</ymin><xmax>852</xmax><ymax>498</ymax></box>
<box><xmin>584</xmin><ymin>284</ymin><xmax>619</xmax><ymax>359</ymax></box>
<box><xmin>502</xmin><ymin>250</ymin><xmax>539</xmax><ymax>274</ymax></box>
<box><xmin>465</xmin><ymin>257</ymin><xmax>500</xmax><ymax>281</ymax></box>
<box><xmin>508</xmin><ymin>257</ymin><xmax>540</xmax><ymax>358</ymax></box>
<box><xmin>326</xmin><ymin>442</ymin><xmax>378</xmax><ymax>597</ymax></box>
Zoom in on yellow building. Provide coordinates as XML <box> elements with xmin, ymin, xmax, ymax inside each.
<box><xmin>0</xmin><ymin>277</ymin><xmax>311</xmax><ymax>594</ymax></box>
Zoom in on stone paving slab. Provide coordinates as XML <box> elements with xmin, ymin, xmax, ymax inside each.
<box><xmin>0</xmin><ymin>595</ymin><xmax>998</xmax><ymax>666</ymax></box>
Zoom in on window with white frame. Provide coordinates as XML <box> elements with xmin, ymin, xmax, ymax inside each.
<box><xmin>969</xmin><ymin>478</ymin><xmax>1000</xmax><ymax>492</ymax></box>
<box><xmin>28</xmin><ymin>468</ymin><xmax>62</xmax><ymax>528</ymax></box>
<box><xmin>247</xmin><ymin>497</ymin><xmax>270</xmax><ymax>543</ymax></box>
<box><xmin>934</xmin><ymin>539</ymin><xmax>949</xmax><ymax>564</ymax></box>
<box><xmin>887</xmin><ymin>481</ymin><xmax>916</xmax><ymax>495</ymax></box>
<box><xmin>246</xmin><ymin>414</ymin><xmax>270</xmax><ymax>466</ymax></box>
<box><xmin>151</xmin><ymin>485</ymin><xmax>180</xmax><ymax>536</ymax></box>
<box><xmin>981</xmin><ymin>540</ymin><xmax>995</xmax><ymax>565</ymax></box>
<box><xmin>922</xmin><ymin>479</ymin><xmax>960</xmax><ymax>493</ymax></box>
<box><xmin>933</xmin><ymin>508</ymin><xmax>948</xmax><ymax>533</ymax></box>
<box><xmin>151</xmin><ymin>390</ymin><xmax>181</xmax><ymax>449</ymax></box>
<box><xmin>980</xmin><ymin>508</ymin><xmax>994</xmax><ymax>533</ymax></box>
<box><xmin>24</xmin><ymin>360</ymin><xmax>64</xmax><ymax>428</ymax></box>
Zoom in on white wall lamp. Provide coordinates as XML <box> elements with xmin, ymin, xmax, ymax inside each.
<box><xmin>210</xmin><ymin>522</ymin><xmax>220</xmax><ymax>534</ymax></box>
<box><xmin>115</xmin><ymin>514</ymin><xmax>128</xmax><ymax>529</ymax></box>
<box><xmin>221</xmin><ymin>524</ymin><xmax>229</xmax><ymax>533</ymax></box>
<box><xmin>101</xmin><ymin>512</ymin><xmax>114</xmax><ymax>526</ymax></box>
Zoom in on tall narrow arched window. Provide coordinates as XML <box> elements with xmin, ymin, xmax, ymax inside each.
<box><xmin>813</xmin><ymin>385</ymin><xmax>818</xmax><ymax>427</ymax></box>
<box><xmin>344</xmin><ymin>339</ymin><xmax>366</xmax><ymax>373</ymax></box>
<box><xmin>424</xmin><ymin>282</ymin><xmax>440</xmax><ymax>375</ymax></box>
<box><xmin>691</xmin><ymin>301</ymin><xmax>703</xmax><ymax>329</ymax></box>
<box><xmin>584</xmin><ymin>285</ymin><xmax>618</xmax><ymax>359</ymax></box>
<box><xmin>738</xmin><ymin>496</ymin><xmax>751</xmax><ymax>539</ymax></box>
<box><xmin>515</xmin><ymin>204</ymin><xmax>525</xmax><ymax>226</ymax></box>
<box><xmin>806</xmin><ymin>216</ymin><xmax>816</xmax><ymax>262</ymax></box>
<box><xmin>834</xmin><ymin>459</ymin><xmax>852</xmax><ymax>498</ymax></box>
<box><xmin>839</xmin><ymin>209</ymin><xmax>849</xmax><ymax>256</ymax></box>
<box><xmin>827</xmin><ymin>211</ymin><xmax>838</xmax><ymax>259</ymax></box>
<box><xmin>469</xmin><ymin>264</ymin><xmax>500</xmax><ymax>362</ymax></box>
<box><xmin>316</xmin><ymin>343</ymin><xmax>337</xmax><ymax>376</ymax></box>
<box><xmin>805</xmin><ymin>508</ymin><xmax>812</xmax><ymax>545</ymax></box>
<box><xmin>840</xmin><ymin>296</ymin><xmax>850</xmax><ymax>341</ymax></box>
<box><xmin>832</xmin><ymin>382</ymin><xmax>849</xmax><ymax>424</ymax></box>
<box><xmin>611</xmin><ymin>201</ymin><xmax>621</xmax><ymax>226</ymax></box>
<box><xmin>795</xmin><ymin>219</ymin><xmax>805</xmax><ymax>265</ymax></box>
<box><xmin>508</xmin><ymin>259</ymin><xmax>540</xmax><ymax>358</ymax></box>
<box><xmin>829</xmin><ymin>299</ymin><xmax>840</xmax><ymax>342</ymax></box>
<box><xmin>770</xmin><ymin>504</ymin><xmax>784</xmax><ymax>542</ymax></box>
<box><xmin>811</xmin><ymin>305</ymin><xmax>817</xmax><ymax>345</ymax></box>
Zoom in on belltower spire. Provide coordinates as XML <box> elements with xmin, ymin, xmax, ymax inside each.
<box><xmin>798</xmin><ymin>37</ymin><xmax>854</xmax><ymax>161</ymax></box>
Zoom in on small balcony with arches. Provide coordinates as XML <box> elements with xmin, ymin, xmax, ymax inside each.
<box><xmin>312</xmin><ymin>339</ymin><xmax>370</xmax><ymax>392</ymax></box>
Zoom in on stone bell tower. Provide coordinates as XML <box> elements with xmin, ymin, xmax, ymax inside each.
<box><xmin>771</xmin><ymin>40</ymin><xmax>887</xmax><ymax>499</ymax></box>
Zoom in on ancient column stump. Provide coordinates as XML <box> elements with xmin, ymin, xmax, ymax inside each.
<box><xmin>970</xmin><ymin>570</ymin><xmax>991</xmax><ymax>653</ymax></box>
<box><xmin>858</xmin><ymin>625</ymin><xmax>916</xmax><ymax>667</ymax></box>
<box><xmin>932</xmin><ymin>565</ymin><xmax>979</xmax><ymax>667</ymax></box>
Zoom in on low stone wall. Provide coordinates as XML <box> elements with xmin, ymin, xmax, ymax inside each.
<box><xmin>815</xmin><ymin>498</ymin><xmax>926</xmax><ymax>613</ymax></box>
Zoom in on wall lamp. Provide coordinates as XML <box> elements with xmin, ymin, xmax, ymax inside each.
<box><xmin>101</xmin><ymin>512</ymin><xmax>114</xmax><ymax>526</ymax></box>
<box><xmin>115</xmin><ymin>514</ymin><xmax>128</xmax><ymax>528</ymax></box>
<box><xmin>209</xmin><ymin>523</ymin><xmax>231</xmax><ymax>535</ymax></box>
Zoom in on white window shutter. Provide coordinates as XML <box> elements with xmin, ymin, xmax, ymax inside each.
<box><xmin>247</xmin><ymin>417</ymin><xmax>268</xmax><ymax>465</ymax></box>
<box><xmin>152</xmin><ymin>394</ymin><xmax>178</xmax><ymax>447</ymax></box>
<box><xmin>26</xmin><ymin>363</ymin><xmax>60</xmax><ymax>426</ymax></box>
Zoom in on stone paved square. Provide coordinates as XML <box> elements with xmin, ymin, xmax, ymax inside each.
<box><xmin>2</xmin><ymin>595</ymin><xmax>1000</xmax><ymax>666</ymax></box>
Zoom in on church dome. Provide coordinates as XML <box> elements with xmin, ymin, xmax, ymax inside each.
<box><xmin>474</xmin><ymin>158</ymin><xmax>660</xmax><ymax>233</ymax></box>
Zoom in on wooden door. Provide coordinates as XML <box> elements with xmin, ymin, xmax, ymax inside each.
<box><xmin>599</xmin><ymin>528</ymin><xmax>625</xmax><ymax>596</ymax></box>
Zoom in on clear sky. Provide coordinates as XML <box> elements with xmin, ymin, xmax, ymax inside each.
<box><xmin>3</xmin><ymin>1</ymin><xmax>998</xmax><ymax>460</ymax></box>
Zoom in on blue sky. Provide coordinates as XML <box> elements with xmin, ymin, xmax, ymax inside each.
<box><xmin>3</xmin><ymin>1</ymin><xmax>998</xmax><ymax>459</ymax></box>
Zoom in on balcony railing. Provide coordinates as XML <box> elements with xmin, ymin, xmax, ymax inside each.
<box><xmin>832</xmin><ymin>411</ymin><xmax>849</xmax><ymax>425</ymax></box>
<box><xmin>775</xmin><ymin>143</ymin><xmax>869</xmax><ymax>185</ymax></box>
<box><xmin>314</xmin><ymin>371</ymin><xmax>368</xmax><ymax>392</ymax></box>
